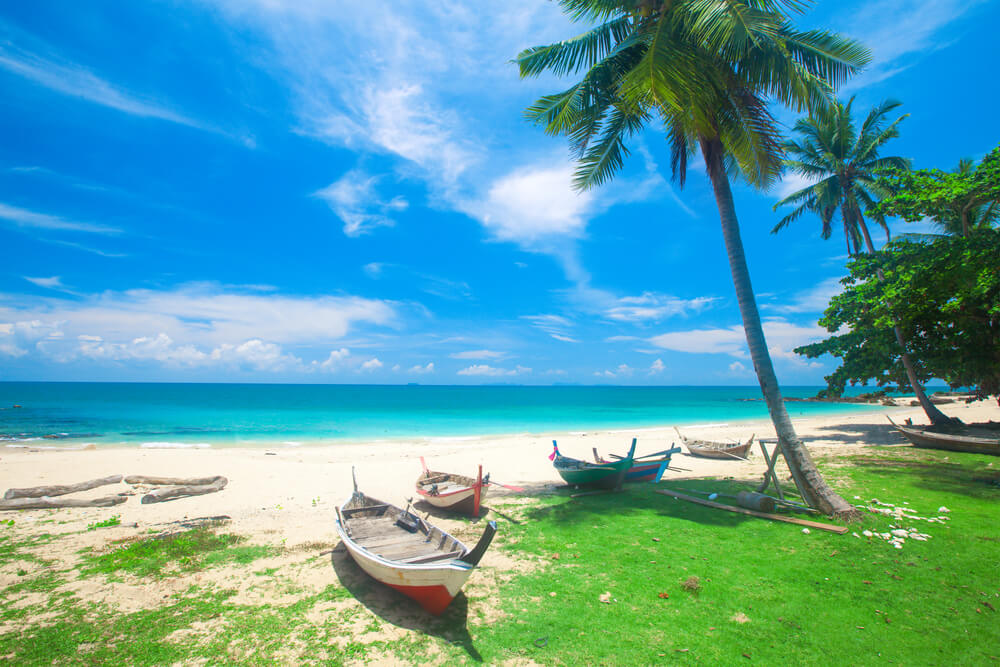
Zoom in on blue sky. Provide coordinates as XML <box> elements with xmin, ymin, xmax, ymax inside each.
<box><xmin>0</xmin><ymin>0</ymin><xmax>996</xmax><ymax>385</ymax></box>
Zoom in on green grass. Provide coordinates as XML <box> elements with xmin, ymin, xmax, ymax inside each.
<box><xmin>87</xmin><ymin>515</ymin><xmax>122</xmax><ymax>531</ymax></box>
<box><xmin>0</xmin><ymin>447</ymin><xmax>997</xmax><ymax>665</ymax></box>
<box><xmin>80</xmin><ymin>527</ymin><xmax>275</xmax><ymax>579</ymax></box>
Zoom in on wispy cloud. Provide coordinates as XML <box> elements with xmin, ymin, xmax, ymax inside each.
<box><xmin>521</xmin><ymin>314</ymin><xmax>578</xmax><ymax>342</ymax></box>
<box><xmin>0</xmin><ymin>201</ymin><xmax>121</xmax><ymax>234</ymax></box>
<box><xmin>605</xmin><ymin>292</ymin><xmax>716</xmax><ymax>324</ymax></box>
<box><xmin>450</xmin><ymin>349</ymin><xmax>506</xmax><ymax>360</ymax></box>
<box><xmin>314</xmin><ymin>169</ymin><xmax>408</xmax><ymax>236</ymax></box>
<box><xmin>23</xmin><ymin>276</ymin><xmax>65</xmax><ymax>290</ymax></box>
<box><xmin>648</xmin><ymin>318</ymin><xmax>827</xmax><ymax>362</ymax></box>
<box><xmin>765</xmin><ymin>277</ymin><xmax>843</xmax><ymax>314</ymax></box>
<box><xmin>839</xmin><ymin>0</ymin><xmax>988</xmax><ymax>89</ymax></box>
<box><xmin>0</xmin><ymin>31</ymin><xmax>206</xmax><ymax>130</ymax></box>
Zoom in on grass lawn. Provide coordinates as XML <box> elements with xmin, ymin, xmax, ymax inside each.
<box><xmin>1</xmin><ymin>446</ymin><xmax>998</xmax><ymax>664</ymax></box>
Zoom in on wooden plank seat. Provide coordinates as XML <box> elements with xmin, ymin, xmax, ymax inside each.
<box><xmin>342</xmin><ymin>504</ymin><xmax>390</xmax><ymax>517</ymax></box>
<box><xmin>398</xmin><ymin>550</ymin><xmax>465</xmax><ymax>564</ymax></box>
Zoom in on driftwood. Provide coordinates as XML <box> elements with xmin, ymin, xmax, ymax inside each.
<box><xmin>4</xmin><ymin>474</ymin><xmax>123</xmax><ymax>500</ymax></box>
<box><xmin>125</xmin><ymin>475</ymin><xmax>222</xmax><ymax>486</ymax></box>
<box><xmin>140</xmin><ymin>476</ymin><xmax>228</xmax><ymax>504</ymax></box>
<box><xmin>0</xmin><ymin>494</ymin><xmax>127</xmax><ymax>511</ymax></box>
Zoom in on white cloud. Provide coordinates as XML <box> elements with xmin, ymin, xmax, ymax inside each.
<box><xmin>360</xmin><ymin>357</ymin><xmax>383</xmax><ymax>371</ymax></box>
<box><xmin>408</xmin><ymin>362</ymin><xmax>435</xmax><ymax>374</ymax></box>
<box><xmin>648</xmin><ymin>319</ymin><xmax>827</xmax><ymax>362</ymax></box>
<box><xmin>728</xmin><ymin>361</ymin><xmax>750</xmax><ymax>375</ymax></box>
<box><xmin>457</xmin><ymin>364</ymin><xmax>531</xmax><ymax>377</ymax></box>
<box><xmin>461</xmin><ymin>164</ymin><xmax>593</xmax><ymax>244</ymax></box>
<box><xmin>363</xmin><ymin>262</ymin><xmax>385</xmax><ymax>278</ymax></box>
<box><xmin>605</xmin><ymin>292</ymin><xmax>716</xmax><ymax>323</ymax></box>
<box><xmin>314</xmin><ymin>169</ymin><xmax>408</xmax><ymax>236</ymax></box>
<box><xmin>595</xmin><ymin>363</ymin><xmax>634</xmax><ymax>378</ymax></box>
<box><xmin>319</xmin><ymin>348</ymin><xmax>351</xmax><ymax>370</ymax></box>
<box><xmin>450</xmin><ymin>349</ymin><xmax>505</xmax><ymax>360</ymax></box>
<box><xmin>650</xmin><ymin>358</ymin><xmax>665</xmax><ymax>374</ymax></box>
<box><xmin>0</xmin><ymin>201</ymin><xmax>121</xmax><ymax>234</ymax></box>
<box><xmin>0</xmin><ymin>283</ymin><xmax>396</xmax><ymax>369</ymax></box>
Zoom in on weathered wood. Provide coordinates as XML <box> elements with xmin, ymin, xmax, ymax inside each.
<box><xmin>655</xmin><ymin>488</ymin><xmax>849</xmax><ymax>534</ymax></box>
<box><xmin>0</xmin><ymin>494</ymin><xmax>127</xmax><ymax>511</ymax></box>
<box><xmin>140</xmin><ymin>476</ymin><xmax>227</xmax><ymax>504</ymax></box>
<box><xmin>125</xmin><ymin>475</ymin><xmax>221</xmax><ymax>486</ymax></box>
<box><xmin>4</xmin><ymin>474</ymin><xmax>123</xmax><ymax>500</ymax></box>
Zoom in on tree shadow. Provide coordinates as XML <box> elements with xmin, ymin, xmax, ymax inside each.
<box><xmin>808</xmin><ymin>421</ymin><xmax>911</xmax><ymax>447</ymax></box>
<box><xmin>847</xmin><ymin>451</ymin><xmax>1000</xmax><ymax>500</ymax></box>
<box><xmin>330</xmin><ymin>544</ymin><xmax>482</xmax><ymax>662</ymax></box>
<box><xmin>518</xmin><ymin>482</ymin><xmax>778</xmax><ymax>529</ymax></box>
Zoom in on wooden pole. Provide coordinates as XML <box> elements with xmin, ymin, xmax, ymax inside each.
<box><xmin>124</xmin><ymin>475</ymin><xmax>221</xmax><ymax>486</ymax></box>
<box><xmin>655</xmin><ymin>488</ymin><xmax>847</xmax><ymax>534</ymax></box>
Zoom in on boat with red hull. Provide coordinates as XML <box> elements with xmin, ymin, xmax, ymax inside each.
<box><xmin>415</xmin><ymin>458</ymin><xmax>488</xmax><ymax>517</ymax></box>
<box><xmin>335</xmin><ymin>473</ymin><xmax>496</xmax><ymax>615</ymax></box>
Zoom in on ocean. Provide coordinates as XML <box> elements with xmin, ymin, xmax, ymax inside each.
<box><xmin>0</xmin><ymin>382</ymin><xmax>886</xmax><ymax>449</ymax></box>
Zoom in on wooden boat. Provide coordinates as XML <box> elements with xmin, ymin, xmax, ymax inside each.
<box><xmin>335</xmin><ymin>472</ymin><xmax>497</xmax><ymax>616</ymax></box>
<box><xmin>674</xmin><ymin>427</ymin><xmax>754</xmax><ymax>460</ymax></box>
<box><xmin>888</xmin><ymin>416</ymin><xmax>1000</xmax><ymax>456</ymax></box>
<box><xmin>592</xmin><ymin>440</ymin><xmax>682</xmax><ymax>483</ymax></box>
<box><xmin>550</xmin><ymin>438</ymin><xmax>636</xmax><ymax>489</ymax></box>
<box><xmin>415</xmin><ymin>458</ymin><xmax>488</xmax><ymax>517</ymax></box>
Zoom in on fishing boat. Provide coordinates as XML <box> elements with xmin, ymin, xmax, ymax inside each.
<box><xmin>550</xmin><ymin>438</ymin><xmax>637</xmax><ymax>489</ymax></box>
<box><xmin>888</xmin><ymin>416</ymin><xmax>1000</xmax><ymax>456</ymax></box>
<box><xmin>415</xmin><ymin>458</ymin><xmax>488</xmax><ymax>517</ymax></box>
<box><xmin>592</xmin><ymin>440</ymin><xmax>682</xmax><ymax>483</ymax></box>
<box><xmin>335</xmin><ymin>472</ymin><xmax>497</xmax><ymax>616</ymax></box>
<box><xmin>674</xmin><ymin>427</ymin><xmax>754</xmax><ymax>460</ymax></box>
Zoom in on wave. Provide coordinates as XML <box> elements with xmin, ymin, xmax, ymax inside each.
<box><xmin>140</xmin><ymin>442</ymin><xmax>212</xmax><ymax>449</ymax></box>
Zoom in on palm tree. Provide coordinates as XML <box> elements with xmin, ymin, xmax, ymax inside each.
<box><xmin>516</xmin><ymin>0</ymin><xmax>869</xmax><ymax>518</ymax></box>
<box><xmin>772</xmin><ymin>98</ymin><xmax>908</xmax><ymax>256</ymax></box>
<box><xmin>774</xmin><ymin>98</ymin><xmax>954</xmax><ymax>426</ymax></box>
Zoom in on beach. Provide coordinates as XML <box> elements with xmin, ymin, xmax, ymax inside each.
<box><xmin>2</xmin><ymin>398</ymin><xmax>995</xmax><ymax>547</ymax></box>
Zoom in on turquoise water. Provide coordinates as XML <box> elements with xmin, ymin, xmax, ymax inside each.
<box><xmin>0</xmin><ymin>382</ymin><xmax>885</xmax><ymax>448</ymax></box>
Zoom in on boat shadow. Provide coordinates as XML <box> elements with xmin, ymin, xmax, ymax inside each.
<box><xmin>329</xmin><ymin>543</ymin><xmax>483</xmax><ymax>662</ymax></box>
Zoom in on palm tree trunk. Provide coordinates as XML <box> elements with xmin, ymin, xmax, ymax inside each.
<box><xmin>855</xmin><ymin>214</ymin><xmax>953</xmax><ymax>425</ymax></box>
<box><xmin>700</xmin><ymin>136</ymin><xmax>859</xmax><ymax>520</ymax></box>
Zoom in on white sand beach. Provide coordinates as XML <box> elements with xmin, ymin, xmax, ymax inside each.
<box><xmin>2</xmin><ymin>398</ymin><xmax>996</xmax><ymax>546</ymax></box>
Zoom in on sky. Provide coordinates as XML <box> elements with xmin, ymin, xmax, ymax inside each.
<box><xmin>0</xmin><ymin>0</ymin><xmax>996</xmax><ymax>385</ymax></box>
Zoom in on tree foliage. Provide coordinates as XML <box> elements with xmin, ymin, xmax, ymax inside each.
<box><xmin>872</xmin><ymin>144</ymin><xmax>1000</xmax><ymax>237</ymax></box>
<box><xmin>796</xmin><ymin>230</ymin><xmax>1000</xmax><ymax>403</ymax></box>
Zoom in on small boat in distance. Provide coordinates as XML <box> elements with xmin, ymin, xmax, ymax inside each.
<box><xmin>887</xmin><ymin>416</ymin><xmax>1000</xmax><ymax>456</ymax></box>
<box><xmin>592</xmin><ymin>441</ymin><xmax>682</xmax><ymax>483</ymax></box>
<box><xmin>416</xmin><ymin>458</ymin><xmax>488</xmax><ymax>517</ymax></box>
<box><xmin>551</xmin><ymin>438</ymin><xmax>637</xmax><ymax>489</ymax></box>
<box><xmin>674</xmin><ymin>427</ymin><xmax>754</xmax><ymax>460</ymax></box>
<box><xmin>335</xmin><ymin>471</ymin><xmax>497</xmax><ymax>615</ymax></box>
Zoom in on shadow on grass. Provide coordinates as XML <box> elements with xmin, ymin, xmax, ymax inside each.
<box><xmin>846</xmin><ymin>451</ymin><xmax>1000</xmax><ymax>500</ymax></box>
<box><xmin>808</xmin><ymin>420</ymin><xmax>910</xmax><ymax>447</ymax></box>
<box><xmin>330</xmin><ymin>545</ymin><xmax>482</xmax><ymax>662</ymax></box>
<box><xmin>520</xmin><ymin>481</ymin><xmax>780</xmax><ymax>529</ymax></box>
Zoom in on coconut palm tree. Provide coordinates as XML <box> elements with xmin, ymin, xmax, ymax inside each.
<box><xmin>772</xmin><ymin>97</ymin><xmax>908</xmax><ymax>256</ymax></box>
<box><xmin>516</xmin><ymin>0</ymin><xmax>869</xmax><ymax>518</ymax></box>
<box><xmin>774</xmin><ymin>98</ymin><xmax>954</xmax><ymax>426</ymax></box>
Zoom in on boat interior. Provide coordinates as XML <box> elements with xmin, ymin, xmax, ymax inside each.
<box><xmin>340</xmin><ymin>493</ymin><xmax>467</xmax><ymax>564</ymax></box>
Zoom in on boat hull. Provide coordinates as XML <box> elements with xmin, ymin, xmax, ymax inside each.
<box><xmin>337</xmin><ymin>531</ymin><xmax>473</xmax><ymax>615</ymax></box>
<box><xmin>624</xmin><ymin>460</ymin><xmax>669</xmax><ymax>483</ymax></box>
<box><xmin>415</xmin><ymin>462</ymin><xmax>486</xmax><ymax>517</ymax></box>
<box><xmin>555</xmin><ymin>459</ymin><xmax>631</xmax><ymax>488</ymax></box>
<box><xmin>889</xmin><ymin>418</ymin><xmax>1000</xmax><ymax>456</ymax></box>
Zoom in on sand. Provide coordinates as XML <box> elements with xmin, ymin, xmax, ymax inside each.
<box><xmin>1</xmin><ymin>397</ymin><xmax>996</xmax><ymax>545</ymax></box>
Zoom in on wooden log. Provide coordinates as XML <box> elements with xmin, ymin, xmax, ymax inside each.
<box><xmin>140</xmin><ymin>477</ymin><xmax>227</xmax><ymax>504</ymax></box>
<box><xmin>0</xmin><ymin>494</ymin><xmax>127</xmax><ymax>511</ymax></box>
<box><xmin>655</xmin><ymin>488</ymin><xmax>848</xmax><ymax>534</ymax></box>
<box><xmin>125</xmin><ymin>475</ymin><xmax>222</xmax><ymax>486</ymax></box>
<box><xmin>4</xmin><ymin>474</ymin><xmax>123</xmax><ymax>500</ymax></box>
